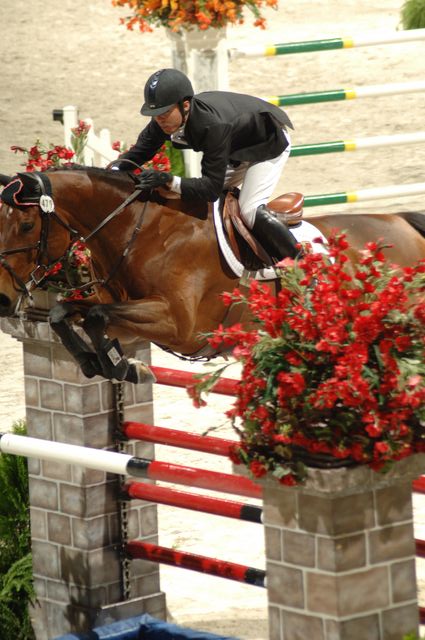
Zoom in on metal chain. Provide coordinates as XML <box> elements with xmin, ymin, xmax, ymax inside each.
<box><xmin>112</xmin><ymin>381</ymin><xmax>132</xmax><ymax>601</ymax></box>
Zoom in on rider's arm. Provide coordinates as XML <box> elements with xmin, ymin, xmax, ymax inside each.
<box><xmin>179</xmin><ymin>123</ymin><xmax>232</xmax><ymax>202</ymax></box>
<box><xmin>116</xmin><ymin>120</ymin><xmax>168</xmax><ymax>170</ymax></box>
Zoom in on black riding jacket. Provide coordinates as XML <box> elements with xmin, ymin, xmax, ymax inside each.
<box><xmin>118</xmin><ymin>91</ymin><xmax>293</xmax><ymax>202</ymax></box>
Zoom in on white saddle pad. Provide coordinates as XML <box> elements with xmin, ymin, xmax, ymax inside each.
<box><xmin>213</xmin><ymin>201</ymin><xmax>328</xmax><ymax>280</ymax></box>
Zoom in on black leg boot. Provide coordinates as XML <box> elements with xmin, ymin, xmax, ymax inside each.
<box><xmin>251</xmin><ymin>205</ymin><xmax>300</xmax><ymax>263</ymax></box>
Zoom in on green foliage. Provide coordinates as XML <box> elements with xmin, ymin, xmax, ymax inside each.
<box><xmin>401</xmin><ymin>0</ymin><xmax>425</xmax><ymax>28</ymax></box>
<box><xmin>0</xmin><ymin>421</ymin><xmax>35</xmax><ymax>640</ymax></box>
<box><xmin>164</xmin><ymin>141</ymin><xmax>186</xmax><ymax>177</ymax></box>
<box><xmin>0</xmin><ymin>554</ymin><xmax>35</xmax><ymax>640</ymax></box>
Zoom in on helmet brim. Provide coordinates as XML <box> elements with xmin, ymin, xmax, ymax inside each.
<box><xmin>140</xmin><ymin>102</ymin><xmax>173</xmax><ymax>117</ymax></box>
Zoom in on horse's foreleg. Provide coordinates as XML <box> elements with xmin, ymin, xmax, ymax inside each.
<box><xmin>90</xmin><ymin>297</ymin><xmax>198</xmax><ymax>353</ymax></box>
<box><xmin>82</xmin><ymin>305</ymin><xmax>155</xmax><ymax>385</ymax></box>
<box><xmin>49</xmin><ymin>304</ymin><xmax>103</xmax><ymax>379</ymax></box>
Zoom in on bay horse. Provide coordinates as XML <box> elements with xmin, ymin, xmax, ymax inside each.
<box><xmin>0</xmin><ymin>168</ymin><xmax>424</xmax><ymax>384</ymax></box>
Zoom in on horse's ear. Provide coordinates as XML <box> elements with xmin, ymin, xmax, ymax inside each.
<box><xmin>0</xmin><ymin>174</ymin><xmax>12</xmax><ymax>186</ymax></box>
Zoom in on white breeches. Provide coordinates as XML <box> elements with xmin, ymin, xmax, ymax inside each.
<box><xmin>223</xmin><ymin>131</ymin><xmax>291</xmax><ymax>229</ymax></box>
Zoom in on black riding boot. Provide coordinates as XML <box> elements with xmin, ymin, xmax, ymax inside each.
<box><xmin>251</xmin><ymin>205</ymin><xmax>300</xmax><ymax>264</ymax></box>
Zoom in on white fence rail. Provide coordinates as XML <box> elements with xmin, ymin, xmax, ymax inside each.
<box><xmin>60</xmin><ymin>105</ymin><xmax>119</xmax><ymax>167</ymax></box>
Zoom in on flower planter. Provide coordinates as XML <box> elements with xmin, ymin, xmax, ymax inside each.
<box><xmin>165</xmin><ymin>26</ymin><xmax>228</xmax><ymax>179</ymax></box>
<box><xmin>164</xmin><ymin>26</ymin><xmax>228</xmax><ymax>93</ymax></box>
<box><xmin>180</xmin><ymin>26</ymin><xmax>227</xmax><ymax>51</ymax></box>
<box><xmin>291</xmin><ymin>446</ymin><xmax>359</xmax><ymax>469</ymax></box>
<box><xmin>259</xmin><ymin>454</ymin><xmax>425</xmax><ymax>640</ymax></box>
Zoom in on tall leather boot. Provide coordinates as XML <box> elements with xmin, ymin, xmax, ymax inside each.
<box><xmin>251</xmin><ymin>205</ymin><xmax>300</xmax><ymax>264</ymax></box>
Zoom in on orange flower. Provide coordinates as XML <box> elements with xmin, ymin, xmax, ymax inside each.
<box><xmin>111</xmin><ymin>0</ymin><xmax>277</xmax><ymax>30</ymax></box>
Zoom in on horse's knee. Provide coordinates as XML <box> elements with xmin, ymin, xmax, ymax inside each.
<box><xmin>83</xmin><ymin>305</ymin><xmax>109</xmax><ymax>332</ymax></box>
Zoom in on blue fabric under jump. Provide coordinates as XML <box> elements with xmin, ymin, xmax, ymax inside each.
<box><xmin>53</xmin><ymin>613</ymin><xmax>238</xmax><ymax>640</ymax></box>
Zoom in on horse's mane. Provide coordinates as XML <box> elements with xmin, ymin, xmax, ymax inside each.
<box><xmin>47</xmin><ymin>164</ymin><xmax>135</xmax><ymax>189</ymax></box>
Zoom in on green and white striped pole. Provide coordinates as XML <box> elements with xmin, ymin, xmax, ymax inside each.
<box><xmin>263</xmin><ymin>80</ymin><xmax>425</xmax><ymax>107</ymax></box>
<box><xmin>229</xmin><ymin>28</ymin><xmax>425</xmax><ymax>58</ymax></box>
<box><xmin>304</xmin><ymin>182</ymin><xmax>425</xmax><ymax>207</ymax></box>
<box><xmin>291</xmin><ymin>131</ymin><xmax>425</xmax><ymax>157</ymax></box>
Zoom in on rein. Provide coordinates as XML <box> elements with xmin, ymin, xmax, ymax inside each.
<box><xmin>83</xmin><ymin>189</ymin><xmax>142</xmax><ymax>242</ymax></box>
<box><xmin>86</xmin><ymin>193</ymin><xmax>148</xmax><ymax>292</ymax></box>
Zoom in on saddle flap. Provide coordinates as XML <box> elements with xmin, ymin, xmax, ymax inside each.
<box><xmin>222</xmin><ymin>191</ymin><xmax>271</xmax><ymax>267</ymax></box>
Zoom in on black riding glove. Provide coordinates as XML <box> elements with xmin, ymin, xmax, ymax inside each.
<box><xmin>135</xmin><ymin>169</ymin><xmax>173</xmax><ymax>190</ymax></box>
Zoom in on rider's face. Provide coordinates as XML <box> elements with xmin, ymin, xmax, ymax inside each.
<box><xmin>154</xmin><ymin>101</ymin><xmax>190</xmax><ymax>134</ymax></box>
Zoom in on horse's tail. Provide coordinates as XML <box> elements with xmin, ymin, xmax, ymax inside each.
<box><xmin>398</xmin><ymin>212</ymin><xmax>425</xmax><ymax>238</ymax></box>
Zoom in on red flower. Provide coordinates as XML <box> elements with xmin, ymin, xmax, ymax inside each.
<box><xmin>249</xmin><ymin>461</ymin><xmax>267</xmax><ymax>478</ymax></box>
<box><xmin>365</xmin><ymin>423</ymin><xmax>382</xmax><ymax>438</ymax></box>
<box><xmin>228</xmin><ymin>445</ymin><xmax>243</xmax><ymax>465</ymax></box>
<box><xmin>277</xmin><ymin>371</ymin><xmax>306</xmax><ymax>396</ymax></box>
<box><xmin>279</xmin><ymin>474</ymin><xmax>297</xmax><ymax>486</ymax></box>
<box><xmin>374</xmin><ymin>441</ymin><xmax>390</xmax><ymax>455</ymax></box>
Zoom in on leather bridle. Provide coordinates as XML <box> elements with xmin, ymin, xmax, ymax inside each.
<box><xmin>0</xmin><ymin>170</ymin><xmax>147</xmax><ymax>309</ymax></box>
<box><xmin>0</xmin><ymin>173</ymin><xmax>79</xmax><ymax>308</ymax></box>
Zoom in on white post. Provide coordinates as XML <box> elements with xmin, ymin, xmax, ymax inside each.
<box><xmin>62</xmin><ymin>105</ymin><xmax>79</xmax><ymax>149</ymax></box>
<box><xmin>83</xmin><ymin>117</ymin><xmax>96</xmax><ymax>166</ymax></box>
<box><xmin>82</xmin><ymin>119</ymin><xmax>120</xmax><ymax>167</ymax></box>
<box><xmin>165</xmin><ymin>27</ymin><xmax>228</xmax><ymax>177</ymax></box>
<box><xmin>99</xmin><ymin>128</ymin><xmax>116</xmax><ymax>165</ymax></box>
<box><xmin>184</xmin><ymin>28</ymin><xmax>228</xmax><ymax>93</ymax></box>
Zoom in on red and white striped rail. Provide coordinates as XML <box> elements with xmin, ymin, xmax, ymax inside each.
<box><xmin>0</xmin><ymin>432</ymin><xmax>261</xmax><ymax>499</ymax></box>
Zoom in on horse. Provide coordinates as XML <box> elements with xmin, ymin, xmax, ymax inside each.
<box><xmin>0</xmin><ymin>167</ymin><xmax>424</xmax><ymax>384</ymax></box>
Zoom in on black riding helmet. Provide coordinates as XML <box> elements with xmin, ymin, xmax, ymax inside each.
<box><xmin>140</xmin><ymin>68</ymin><xmax>194</xmax><ymax>117</ymax></box>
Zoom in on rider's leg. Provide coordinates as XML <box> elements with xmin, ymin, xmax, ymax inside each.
<box><xmin>224</xmin><ymin>135</ymin><xmax>300</xmax><ymax>262</ymax></box>
<box><xmin>251</xmin><ymin>204</ymin><xmax>300</xmax><ymax>261</ymax></box>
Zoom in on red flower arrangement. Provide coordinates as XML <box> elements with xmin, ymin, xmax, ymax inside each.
<box><xmin>10</xmin><ymin>142</ymin><xmax>75</xmax><ymax>172</ymax></box>
<box><xmin>111</xmin><ymin>0</ymin><xmax>277</xmax><ymax>32</ymax></box>
<box><xmin>189</xmin><ymin>233</ymin><xmax>425</xmax><ymax>485</ymax></box>
<box><xmin>10</xmin><ymin>120</ymin><xmax>92</xmax><ymax>172</ymax></box>
<box><xmin>44</xmin><ymin>240</ymin><xmax>93</xmax><ymax>302</ymax></box>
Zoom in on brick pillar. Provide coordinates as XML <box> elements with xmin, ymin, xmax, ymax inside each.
<box><xmin>1</xmin><ymin>296</ymin><xmax>165</xmax><ymax>640</ymax></box>
<box><xmin>262</xmin><ymin>456</ymin><xmax>425</xmax><ymax>640</ymax></box>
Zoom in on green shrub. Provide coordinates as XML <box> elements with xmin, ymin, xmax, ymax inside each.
<box><xmin>0</xmin><ymin>420</ymin><xmax>35</xmax><ymax>640</ymax></box>
<box><xmin>401</xmin><ymin>0</ymin><xmax>425</xmax><ymax>28</ymax></box>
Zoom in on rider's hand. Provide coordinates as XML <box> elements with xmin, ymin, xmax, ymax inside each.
<box><xmin>135</xmin><ymin>170</ymin><xmax>173</xmax><ymax>190</ymax></box>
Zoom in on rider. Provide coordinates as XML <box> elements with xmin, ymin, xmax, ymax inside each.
<box><xmin>115</xmin><ymin>68</ymin><xmax>300</xmax><ymax>263</ymax></box>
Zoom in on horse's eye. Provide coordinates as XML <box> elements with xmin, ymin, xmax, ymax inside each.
<box><xmin>20</xmin><ymin>222</ymin><xmax>35</xmax><ymax>233</ymax></box>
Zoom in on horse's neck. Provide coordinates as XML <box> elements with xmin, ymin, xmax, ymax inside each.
<box><xmin>53</xmin><ymin>172</ymin><xmax>131</xmax><ymax>238</ymax></box>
